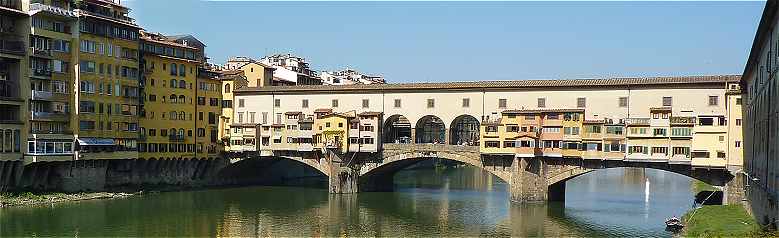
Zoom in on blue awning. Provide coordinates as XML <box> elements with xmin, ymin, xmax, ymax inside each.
<box><xmin>77</xmin><ymin>138</ymin><xmax>115</xmax><ymax>146</ymax></box>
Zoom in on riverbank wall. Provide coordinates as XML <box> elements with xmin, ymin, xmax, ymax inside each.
<box><xmin>0</xmin><ymin>157</ymin><xmax>326</xmax><ymax>193</ymax></box>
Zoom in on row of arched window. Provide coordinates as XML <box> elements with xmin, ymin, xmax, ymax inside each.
<box><xmin>170</xmin><ymin>63</ymin><xmax>187</xmax><ymax>77</ymax></box>
<box><xmin>170</xmin><ymin>79</ymin><xmax>188</xmax><ymax>89</ymax></box>
<box><xmin>168</xmin><ymin>111</ymin><xmax>188</xmax><ymax>120</ymax></box>
<box><xmin>168</xmin><ymin>94</ymin><xmax>188</xmax><ymax>104</ymax></box>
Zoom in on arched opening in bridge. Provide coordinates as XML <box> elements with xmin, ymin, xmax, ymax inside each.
<box><xmin>217</xmin><ymin>157</ymin><xmax>329</xmax><ymax>188</ymax></box>
<box><xmin>360</xmin><ymin>157</ymin><xmax>508</xmax><ymax>192</ymax></box>
<box><xmin>383</xmin><ymin>115</ymin><xmax>412</xmax><ymax>144</ymax></box>
<box><xmin>450</xmin><ymin>115</ymin><xmax>480</xmax><ymax>146</ymax></box>
<box><xmin>415</xmin><ymin>115</ymin><xmax>446</xmax><ymax>144</ymax></box>
<box><xmin>554</xmin><ymin>167</ymin><xmax>723</xmax><ymax>205</ymax></box>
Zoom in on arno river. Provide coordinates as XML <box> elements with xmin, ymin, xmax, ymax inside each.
<box><xmin>0</xmin><ymin>164</ymin><xmax>695</xmax><ymax>237</ymax></box>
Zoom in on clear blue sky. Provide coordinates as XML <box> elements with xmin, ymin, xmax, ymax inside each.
<box><xmin>127</xmin><ymin>0</ymin><xmax>765</xmax><ymax>83</ymax></box>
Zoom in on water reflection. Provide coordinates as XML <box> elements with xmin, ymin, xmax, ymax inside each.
<box><xmin>0</xmin><ymin>165</ymin><xmax>693</xmax><ymax>237</ymax></box>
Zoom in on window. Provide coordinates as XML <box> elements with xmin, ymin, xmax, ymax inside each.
<box><xmin>225</xmin><ymin>84</ymin><xmax>231</xmax><ymax>93</ymax></box>
<box><xmin>79</xmin><ymin>101</ymin><xmax>95</xmax><ymax>113</ymax></box>
<box><xmin>302</xmin><ymin>99</ymin><xmax>309</xmax><ymax>108</ymax></box>
<box><xmin>485</xmin><ymin>141</ymin><xmax>500</xmax><ymax>148</ymax></box>
<box><xmin>497</xmin><ymin>99</ymin><xmax>506</xmax><ymax>108</ymax></box>
<box><xmin>80</xmin><ymin>60</ymin><xmax>96</xmax><ymax>73</ymax></box>
<box><xmin>653</xmin><ymin>128</ymin><xmax>666</xmax><ymax>136</ymax></box>
<box><xmin>170</xmin><ymin>63</ymin><xmax>177</xmax><ymax>76</ymax></box>
<box><xmin>577</xmin><ymin>97</ymin><xmax>586</xmax><ymax>108</ymax></box>
<box><xmin>736</xmin><ymin>119</ymin><xmax>742</xmax><ymax>126</ymax></box>
<box><xmin>671</xmin><ymin>127</ymin><xmax>692</xmax><ymax>136</ymax></box>
<box><xmin>708</xmin><ymin>96</ymin><xmax>719</xmax><ymax>106</ymax></box>
<box><xmin>537</xmin><ymin>98</ymin><xmax>546</xmax><ymax>108</ymax></box>
<box><xmin>619</xmin><ymin>97</ymin><xmax>628</xmax><ymax>107</ymax></box>
<box><xmin>547</xmin><ymin>113</ymin><xmax>559</xmax><ymax>120</ymax></box>
<box><xmin>362</xmin><ymin>99</ymin><xmax>369</xmax><ymax>108</ymax></box>
<box><xmin>719</xmin><ymin>136</ymin><xmax>724</xmax><ymax>142</ymax></box>
<box><xmin>672</xmin><ymin>147</ymin><xmax>690</xmax><ymax>156</ymax></box>
<box><xmin>735</xmin><ymin>141</ymin><xmax>741</xmax><ymax>147</ymax></box>
<box><xmin>717</xmin><ymin>151</ymin><xmax>726</xmax><ymax>158</ymax></box>
<box><xmin>239</xmin><ymin>99</ymin><xmax>245</xmax><ymax>107</ymax></box>
<box><xmin>651</xmin><ymin>147</ymin><xmax>668</xmax><ymax>155</ymax></box>
<box><xmin>662</xmin><ymin>97</ymin><xmax>672</xmax><ymax>107</ymax></box>
<box><xmin>394</xmin><ymin>99</ymin><xmax>401</xmax><ymax>108</ymax></box>
<box><xmin>331</xmin><ymin>99</ymin><xmax>339</xmax><ymax>107</ymax></box>
<box><xmin>606</xmin><ymin>126</ymin><xmax>623</xmax><ymax>135</ymax></box>
<box><xmin>427</xmin><ymin>99</ymin><xmax>435</xmax><ymax>108</ymax></box>
<box><xmin>563</xmin><ymin>127</ymin><xmax>580</xmax><ymax>135</ymax></box>
<box><xmin>197</xmin><ymin>97</ymin><xmax>205</xmax><ymax>105</ymax></box>
<box><xmin>585</xmin><ymin>125</ymin><xmax>601</xmax><ymax>133</ymax></box>
<box><xmin>542</xmin><ymin>127</ymin><xmax>560</xmax><ymax>133</ymax></box>
<box><xmin>79</xmin><ymin>120</ymin><xmax>95</xmax><ymax>130</ymax></box>
<box><xmin>736</xmin><ymin>98</ymin><xmax>742</xmax><ymax>105</ymax></box>
<box><xmin>460</xmin><ymin>98</ymin><xmax>469</xmax><ymax>108</ymax></box>
<box><xmin>274</xmin><ymin>99</ymin><xmax>280</xmax><ymax>108</ymax></box>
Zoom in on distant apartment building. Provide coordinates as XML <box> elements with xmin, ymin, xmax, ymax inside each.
<box><xmin>320</xmin><ymin>68</ymin><xmax>386</xmax><ymax>85</ymax></box>
<box><xmin>741</xmin><ymin>0</ymin><xmax>779</xmax><ymax>228</ymax></box>
<box><xmin>0</xmin><ymin>1</ymin><xmax>29</xmax><ymax>162</ymax></box>
<box><xmin>223</xmin><ymin>56</ymin><xmax>276</xmax><ymax>87</ymax></box>
<box><xmin>259</xmin><ymin>53</ymin><xmax>321</xmax><ymax>85</ymax></box>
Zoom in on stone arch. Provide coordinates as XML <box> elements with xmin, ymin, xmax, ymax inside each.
<box><xmin>273</xmin><ymin>155</ymin><xmax>331</xmax><ymax>177</ymax></box>
<box><xmin>359</xmin><ymin>150</ymin><xmax>510</xmax><ymax>192</ymax></box>
<box><xmin>415</xmin><ymin>115</ymin><xmax>446</xmax><ymax>144</ymax></box>
<box><xmin>449</xmin><ymin>114</ymin><xmax>480</xmax><ymax>146</ymax></box>
<box><xmin>544</xmin><ymin>160</ymin><xmax>734</xmax><ymax>190</ymax></box>
<box><xmin>383</xmin><ymin>114</ymin><xmax>412</xmax><ymax>144</ymax></box>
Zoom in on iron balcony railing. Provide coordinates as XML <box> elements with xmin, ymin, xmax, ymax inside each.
<box><xmin>625</xmin><ymin>118</ymin><xmax>650</xmax><ymax>125</ymax></box>
<box><xmin>32</xmin><ymin>67</ymin><xmax>52</xmax><ymax>77</ymax></box>
<box><xmin>31</xmin><ymin>111</ymin><xmax>69</xmax><ymax>121</ymax></box>
<box><xmin>670</xmin><ymin>116</ymin><xmax>696</xmax><ymax>125</ymax></box>
<box><xmin>31</xmin><ymin>90</ymin><xmax>68</xmax><ymax>101</ymax></box>
<box><xmin>30</xmin><ymin>47</ymin><xmax>52</xmax><ymax>57</ymax></box>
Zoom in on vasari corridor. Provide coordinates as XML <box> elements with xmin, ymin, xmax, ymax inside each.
<box><xmin>0</xmin><ymin>0</ymin><xmax>776</xmax><ymax>237</ymax></box>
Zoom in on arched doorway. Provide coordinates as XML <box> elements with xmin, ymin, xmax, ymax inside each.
<box><xmin>383</xmin><ymin>115</ymin><xmax>412</xmax><ymax>143</ymax></box>
<box><xmin>415</xmin><ymin>115</ymin><xmax>445</xmax><ymax>144</ymax></box>
<box><xmin>450</xmin><ymin>115</ymin><xmax>480</xmax><ymax>146</ymax></box>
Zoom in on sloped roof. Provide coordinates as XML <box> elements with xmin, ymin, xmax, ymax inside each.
<box><xmin>235</xmin><ymin>75</ymin><xmax>740</xmax><ymax>94</ymax></box>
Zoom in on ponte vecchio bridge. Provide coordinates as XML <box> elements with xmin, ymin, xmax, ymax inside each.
<box><xmin>229</xmin><ymin>75</ymin><xmax>744</xmax><ymax>203</ymax></box>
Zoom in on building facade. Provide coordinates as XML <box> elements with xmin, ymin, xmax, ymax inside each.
<box><xmin>0</xmin><ymin>1</ymin><xmax>29</xmax><ymax>162</ymax></box>
<box><xmin>234</xmin><ymin>75</ymin><xmax>742</xmax><ymax>170</ymax></box>
<box><xmin>320</xmin><ymin>68</ymin><xmax>385</xmax><ymax>85</ymax></box>
<box><xmin>741</xmin><ymin>0</ymin><xmax>779</xmax><ymax>228</ymax></box>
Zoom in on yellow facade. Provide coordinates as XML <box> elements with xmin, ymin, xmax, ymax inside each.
<box><xmin>316</xmin><ymin>113</ymin><xmax>351</xmax><ymax>154</ymax></box>
<box><xmin>137</xmin><ymin>31</ymin><xmax>220</xmax><ymax>160</ymax></box>
<box><xmin>73</xmin><ymin>1</ymin><xmax>140</xmax><ymax>160</ymax></box>
<box><xmin>219</xmin><ymin>70</ymin><xmax>244</xmax><ymax>149</ymax></box>
<box><xmin>725</xmin><ymin>84</ymin><xmax>743</xmax><ymax>169</ymax></box>
<box><xmin>24</xmin><ymin>0</ymin><xmax>77</xmax><ymax>163</ymax></box>
<box><xmin>238</xmin><ymin>62</ymin><xmax>274</xmax><ymax>88</ymax></box>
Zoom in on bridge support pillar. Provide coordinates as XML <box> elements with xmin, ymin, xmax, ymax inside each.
<box><xmin>326</xmin><ymin>150</ymin><xmax>358</xmax><ymax>194</ymax></box>
<box><xmin>509</xmin><ymin>157</ymin><xmax>550</xmax><ymax>203</ymax></box>
<box><xmin>723</xmin><ymin>172</ymin><xmax>746</xmax><ymax>205</ymax></box>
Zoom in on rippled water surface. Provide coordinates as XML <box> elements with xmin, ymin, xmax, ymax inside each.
<box><xmin>0</xmin><ymin>166</ymin><xmax>694</xmax><ymax>237</ymax></box>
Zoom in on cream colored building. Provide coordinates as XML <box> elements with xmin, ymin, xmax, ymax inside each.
<box><xmin>234</xmin><ymin>75</ymin><xmax>741</xmax><ymax>169</ymax></box>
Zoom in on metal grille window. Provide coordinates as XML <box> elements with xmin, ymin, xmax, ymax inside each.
<box><xmin>362</xmin><ymin>99</ymin><xmax>369</xmax><ymax>108</ymax></box>
<box><xmin>577</xmin><ymin>97</ymin><xmax>586</xmax><ymax>108</ymax></box>
<box><xmin>394</xmin><ymin>99</ymin><xmax>401</xmax><ymax>108</ymax></box>
<box><xmin>302</xmin><ymin>99</ymin><xmax>308</xmax><ymax>108</ymax></box>
<box><xmin>462</xmin><ymin>98</ymin><xmax>470</xmax><ymax>108</ymax></box>
<box><xmin>427</xmin><ymin>99</ymin><xmax>435</xmax><ymax>108</ymax></box>
<box><xmin>274</xmin><ymin>99</ymin><xmax>280</xmax><ymax>108</ymax></box>
<box><xmin>663</xmin><ymin>97</ymin><xmax>672</xmax><ymax>107</ymax></box>
<box><xmin>498</xmin><ymin>99</ymin><xmax>506</xmax><ymax>108</ymax></box>
<box><xmin>238</xmin><ymin>99</ymin><xmax>245</xmax><ymax>107</ymax></box>
<box><xmin>619</xmin><ymin>97</ymin><xmax>628</xmax><ymax>107</ymax></box>
<box><xmin>537</xmin><ymin>98</ymin><xmax>546</xmax><ymax>108</ymax></box>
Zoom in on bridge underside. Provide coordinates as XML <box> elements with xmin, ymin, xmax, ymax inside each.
<box><xmin>253</xmin><ymin>144</ymin><xmax>740</xmax><ymax>203</ymax></box>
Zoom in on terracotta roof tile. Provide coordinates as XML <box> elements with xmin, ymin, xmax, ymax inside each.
<box><xmin>235</xmin><ymin>75</ymin><xmax>740</xmax><ymax>94</ymax></box>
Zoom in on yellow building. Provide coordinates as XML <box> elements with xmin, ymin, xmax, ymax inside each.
<box><xmin>73</xmin><ymin>0</ymin><xmax>140</xmax><ymax>160</ymax></box>
<box><xmin>25</xmin><ymin>0</ymin><xmax>79</xmax><ymax>163</ymax></box>
<box><xmin>138</xmin><ymin>31</ymin><xmax>214</xmax><ymax>160</ymax></box>
<box><xmin>0</xmin><ymin>1</ymin><xmax>29</xmax><ymax>161</ymax></box>
<box><xmin>725</xmin><ymin>82</ymin><xmax>743</xmax><ymax>171</ymax></box>
<box><xmin>315</xmin><ymin>111</ymin><xmax>354</xmax><ymax>154</ymax></box>
<box><xmin>218</xmin><ymin>69</ymin><xmax>245</xmax><ymax>149</ymax></box>
<box><xmin>561</xmin><ymin>110</ymin><xmax>584</xmax><ymax>158</ymax></box>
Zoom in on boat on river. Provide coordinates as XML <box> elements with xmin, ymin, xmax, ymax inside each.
<box><xmin>665</xmin><ymin>217</ymin><xmax>684</xmax><ymax>232</ymax></box>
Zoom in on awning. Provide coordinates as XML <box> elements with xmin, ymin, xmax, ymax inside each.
<box><xmin>77</xmin><ymin>138</ymin><xmax>115</xmax><ymax>146</ymax></box>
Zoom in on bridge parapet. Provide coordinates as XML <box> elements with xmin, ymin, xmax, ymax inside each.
<box><xmin>382</xmin><ymin>143</ymin><xmax>479</xmax><ymax>152</ymax></box>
